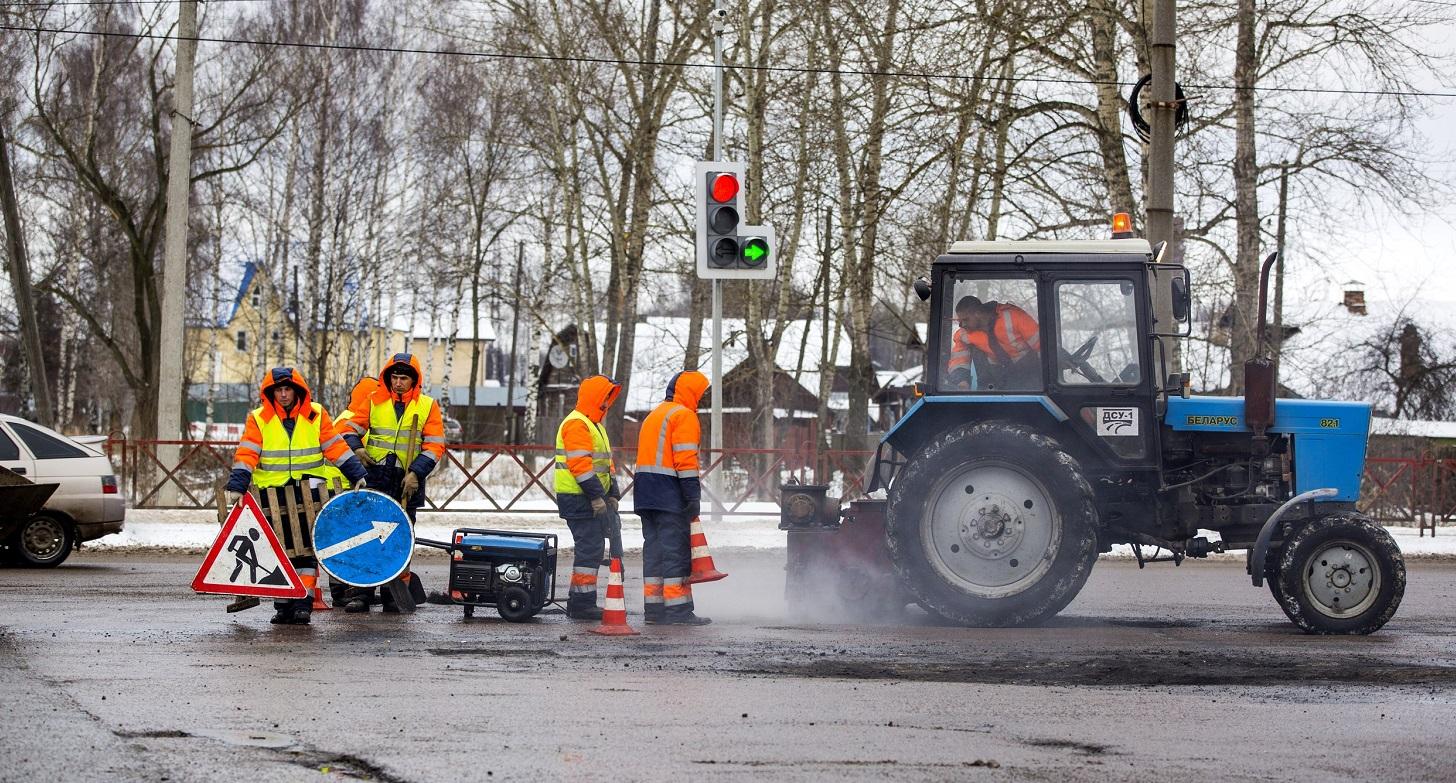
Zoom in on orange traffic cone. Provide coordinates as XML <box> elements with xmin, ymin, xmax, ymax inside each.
<box><xmin>306</xmin><ymin>571</ymin><xmax>331</xmax><ymax>611</ymax></box>
<box><xmin>589</xmin><ymin>557</ymin><xmax>639</xmax><ymax>636</ymax></box>
<box><xmin>687</xmin><ymin>516</ymin><xmax>728</xmax><ymax>584</ymax></box>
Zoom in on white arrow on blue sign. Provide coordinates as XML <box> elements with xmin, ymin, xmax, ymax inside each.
<box><xmin>312</xmin><ymin>490</ymin><xmax>414</xmax><ymax>588</ymax></box>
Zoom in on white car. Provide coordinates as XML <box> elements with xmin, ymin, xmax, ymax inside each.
<box><xmin>0</xmin><ymin>414</ymin><xmax>126</xmax><ymax>566</ymax></box>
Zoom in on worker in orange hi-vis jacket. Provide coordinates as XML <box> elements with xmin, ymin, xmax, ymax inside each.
<box><xmin>553</xmin><ymin>374</ymin><xmax>624</xmax><ymax>621</ymax></box>
<box><xmin>337</xmin><ymin>352</ymin><xmax>446</xmax><ymax>613</ymax></box>
<box><xmin>633</xmin><ymin>370</ymin><xmax>712</xmax><ymax>626</ymax></box>
<box><xmin>223</xmin><ymin>367</ymin><xmax>367</xmax><ymax>625</ymax></box>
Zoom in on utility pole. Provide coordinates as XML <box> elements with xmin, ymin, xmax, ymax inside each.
<box><xmin>0</xmin><ymin>117</ymin><xmax>54</xmax><ymax>427</ymax></box>
<box><xmin>1272</xmin><ymin>161</ymin><xmax>1290</xmax><ymax>380</ymax></box>
<box><xmin>1146</xmin><ymin>0</ymin><xmax>1175</xmax><ymax>246</ymax></box>
<box><xmin>505</xmin><ymin>241</ymin><xmax>524</xmax><ymax>444</ymax></box>
<box><xmin>709</xmin><ymin>0</ymin><xmax>726</xmax><ymax>524</ymax></box>
<box><xmin>155</xmin><ymin>0</ymin><xmax>198</xmax><ymax>505</ymax></box>
<box><xmin>1146</xmin><ymin>0</ymin><xmax>1179</xmax><ymax>377</ymax></box>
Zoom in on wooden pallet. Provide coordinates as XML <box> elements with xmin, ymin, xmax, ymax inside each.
<box><xmin>213</xmin><ymin>477</ymin><xmax>347</xmax><ymax>557</ymax></box>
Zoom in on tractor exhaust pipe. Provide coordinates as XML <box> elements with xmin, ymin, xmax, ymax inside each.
<box><xmin>1244</xmin><ymin>252</ymin><xmax>1280</xmax><ymax>454</ymax></box>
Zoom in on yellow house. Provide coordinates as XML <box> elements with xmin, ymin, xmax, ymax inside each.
<box><xmin>185</xmin><ymin>263</ymin><xmax>523</xmax><ymax>441</ymax></box>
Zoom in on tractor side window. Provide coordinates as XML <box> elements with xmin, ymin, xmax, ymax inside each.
<box><xmin>939</xmin><ymin>275</ymin><xmax>1042</xmax><ymax>392</ymax></box>
<box><xmin>1055</xmin><ymin>280</ymin><xmax>1141</xmax><ymax>386</ymax></box>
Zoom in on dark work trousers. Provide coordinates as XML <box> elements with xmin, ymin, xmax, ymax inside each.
<box><xmin>640</xmin><ymin>510</ymin><xmax>693</xmax><ymax>619</ymax></box>
<box><xmin>346</xmin><ymin>462</ymin><xmax>425</xmax><ymax>607</ymax></box>
<box><xmin>257</xmin><ymin>481</ymin><xmax>320</xmax><ymax>612</ymax></box>
<box><xmin>564</xmin><ymin>514</ymin><xmax>606</xmax><ymax>613</ymax></box>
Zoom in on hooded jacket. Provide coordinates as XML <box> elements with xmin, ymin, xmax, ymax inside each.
<box><xmin>344</xmin><ymin>353</ymin><xmax>446</xmax><ymax>481</ymax></box>
<box><xmin>335</xmin><ymin>375</ymin><xmax>380</xmax><ymax>440</ymax></box>
<box><xmin>225</xmin><ymin>367</ymin><xmax>364</xmax><ymax>493</ymax></box>
<box><xmin>554</xmin><ymin>374</ymin><xmax>622</xmax><ymax>519</ymax></box>
<box><xmin>632</xmin><ymin>370</ymin><xmax>708</xmax><ymax>514</ymax></box>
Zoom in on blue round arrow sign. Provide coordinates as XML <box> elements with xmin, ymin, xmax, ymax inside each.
<box><xmin>313</xmin><ymin>490</ymin><xmax>413</xmax><ymax>588</ymax></box>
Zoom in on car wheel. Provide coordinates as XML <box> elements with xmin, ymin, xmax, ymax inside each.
<box><xmin>14</xmin><ymin>513</ymin><xmax>74</xmax><ymax>568</ymax></box>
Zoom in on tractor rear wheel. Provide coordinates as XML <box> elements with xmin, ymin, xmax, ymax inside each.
<box><xmin>886</xmin><ymin>421</ymin><xmax>1099</xmax><ymax>626</ymax></box>
<box><xmin>1274</xmin><ymin>513</ymin><xmax>1404</xmax><ymax>635</ymax></box>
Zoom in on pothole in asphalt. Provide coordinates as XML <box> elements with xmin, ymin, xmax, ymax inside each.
<box><xmin>427</xmin><ymin>647</ymin><xmax>560</xmax><ymax>657</ymax></box>
<box><xmin>114</xmin><ymin>728</ymin><xmax>297</xmax><ymax>749</ymax></box>
<box><xmin>191</xmin><ymin>729</ymin><xmax>298</xmax><ymax>749</ymax></box>
<box><xmin>736</xmin><ymin>653</ymin><xmax>1456</xmax><ymax>687</ymax></box>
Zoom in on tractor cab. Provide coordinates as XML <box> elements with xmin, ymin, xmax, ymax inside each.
<box><xmin>914</xmin><ymin>237</ymin><xmax>1179</xmax><ymax>477</ymax></box>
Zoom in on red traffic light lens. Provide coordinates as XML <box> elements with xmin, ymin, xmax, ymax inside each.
<box><xmin>710</xmin><ymin>173</ymin><xmax>739</xmax><ymax>203</ymax></box>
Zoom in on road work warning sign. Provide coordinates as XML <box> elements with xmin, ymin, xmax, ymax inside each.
<box><xmin>192</xmin><ymin>493</ymin><xmax>306</xmax><ymax>599</ymax></box>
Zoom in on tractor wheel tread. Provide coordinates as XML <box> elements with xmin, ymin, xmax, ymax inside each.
<box><xmin>1274</xmin><ymin>512</ymin><xmax>1404</xmax><ymax>635</ymax></box>
<box><xmin>886</xmin><ymin>420</ymin><xmax>1098</xmax><ymax>627</ymax></box>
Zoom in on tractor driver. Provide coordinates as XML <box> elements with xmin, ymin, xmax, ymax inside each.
<box><xmin>946</xmin><ymin>295</ymin><xmax>1041</xmax><ymax>390</ymax></box>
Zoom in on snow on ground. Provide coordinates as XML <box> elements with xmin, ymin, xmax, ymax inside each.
<box><xmin>87</xmin><ymin>509</ymin><xmax>1456</xmax><ymax>558</ymax></box>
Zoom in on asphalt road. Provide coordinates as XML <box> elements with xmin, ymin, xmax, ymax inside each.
<box><xmin>2</xmin><ymin>549</ymin><xmax>1453</xmax><ymax>782</ymax></box>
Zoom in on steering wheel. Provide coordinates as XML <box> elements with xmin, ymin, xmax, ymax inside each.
<box><xmin>1070</xmin><ymin>334</ymin><xmax>1099</xmax><ymax>364</ymax></box>
<box><xmin>1061</xmin><ymin>336</ymin><xmax>1106</xmax><ymax>383</ymax></box>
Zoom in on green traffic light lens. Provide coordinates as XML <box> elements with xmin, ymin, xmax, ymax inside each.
<box><xmin>741</xmin><ymin>237</ymin><xmax>768</xmax><ymax>266</ymax></box>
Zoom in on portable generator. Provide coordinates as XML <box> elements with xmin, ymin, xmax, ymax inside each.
<box><xmin>417</xmin><ymin>528</ymin><xmax>557</xmax><ymax>621</ymax></box>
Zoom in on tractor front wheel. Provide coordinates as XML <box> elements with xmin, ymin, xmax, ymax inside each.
<box><xmin>886</xmin><ymin>421</ymin><xmax>1099</xmax><ymax>627</ymax></box>
<box><xmin>1274</xmin><ymin>513</ymin><xmax>1404</xmax><ymax>635</ymax></box>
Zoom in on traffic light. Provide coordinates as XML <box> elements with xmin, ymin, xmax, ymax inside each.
<box><xmin>695</xmin><ymin>160</ymin><xmax>774</xmax><ymax>280</ymax></box>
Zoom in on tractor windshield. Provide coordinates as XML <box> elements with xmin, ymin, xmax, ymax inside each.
<box><xmin>939</xmin><ymin>274</ymin><xmax>1042</xmax><ymax>393</ymax></box>
<box><xmin>1054</xmin><ymin>279</ymin><xmax>1142</xmax><ymax>386</ymax></box>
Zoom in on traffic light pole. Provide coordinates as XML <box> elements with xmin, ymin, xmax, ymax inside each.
<box><xmin>708</xmin><ymin>1</ymin><xmax>725</xmax><ymax>524</ymax></box>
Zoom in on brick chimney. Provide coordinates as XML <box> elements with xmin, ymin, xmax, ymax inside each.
<box><xmin>1342</xmin><ymin>281</ymin><xmax>1366</xmax><ymax>316</ymax></box>
<box><xmin>1399</xmin><ymin>323</ymin><xmax>1422</xmax><ymax>386</ymax></box>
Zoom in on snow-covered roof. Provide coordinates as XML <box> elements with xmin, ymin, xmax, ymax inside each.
<box><xmin>1370</xmin><ymin>417</ymin><xmax>1456</xmax><ymax>440</ymax></box>
<box><xmin>392</xmin><ymin>293</ymin><xmax>498</xmax><ymax>342</ymax></box>
<box><xmin>946</xmin><ymin>239</ymin><xmax>1152</xmax><ymax>255</ymax></box>
<box><xmin>606</xmin><ymin>317</ymin><xmax>852</xmax><ymax>412</ymax></box>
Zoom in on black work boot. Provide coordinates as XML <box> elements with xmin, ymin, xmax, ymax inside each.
<box><xmin>271</xmin><ymin>600</ymin><xmax>312</xmax><ymax>625</ymax></box>
<box><xmin>661</xmin><ymin>612</ymin><xmax>711</xmax><ymax>626</ymax></box>
<box><xmin>270</xmin><ymin>601</ymin><xmax>292</xmax><ymax>624</ymax></box>
<box><xmin>566</xmin><ymin>605</ymin><xmax>603</xmax><ymax>621</ymax></box>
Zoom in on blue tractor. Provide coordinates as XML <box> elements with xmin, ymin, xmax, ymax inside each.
<box><xmin>783</xmin><ymin>231</ymin><xmax>1404</xmax><ymax>634</ymax></box>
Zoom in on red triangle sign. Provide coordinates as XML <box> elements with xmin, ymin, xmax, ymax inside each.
<box><xmin>192</xmin><ymin>492</ymin><xmax>307</xmax><ymax>599</ymax></box>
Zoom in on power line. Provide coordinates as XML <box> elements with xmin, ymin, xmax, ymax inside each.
<box><xmin>2</xmin><ymin>21</ymin><xmax>1454</xmax><ymax>100</ymax></box>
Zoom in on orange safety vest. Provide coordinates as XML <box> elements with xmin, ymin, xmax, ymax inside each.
<box><xmin>950</xmin><ymin>304</ymin><xmax>1040</xmax><ymax>370</ymax></box>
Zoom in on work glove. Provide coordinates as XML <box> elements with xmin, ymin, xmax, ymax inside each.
<box><xmin>590</xmin><ymin>496</ymin><xmax>607</xmax><ymax>516</ymax></box>
<box><xmin>353</xmin><ymin>447</ymin><xmax>376</xmax><ymax>467</ymax></box>
<box><xmin>402</xmin><ymin>471</ymin><xmax>420</xmax><ymax>502</ymax></box>
<box><xmin>224</xmin><ymin>490</ymin><xmax>242</xmax><ymax>508</ymax></box>
<box><xmin>352</xmin><ymin>477</ymin><xmax>368</xmax><ymax>491</ymax></box>
<box><xmin>688</xmin><ymin>500</ymin><xmax>702</xmax><ymax>521</ymax></box>
<box><xmin>606</xmin><ymin>496</ymin><xmax>619</xmax><ymax>511</ymax></box>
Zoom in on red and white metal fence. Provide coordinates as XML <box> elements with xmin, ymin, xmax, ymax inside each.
<box><xmin>102</xmin><ymin>437</ymin><xmax>1452</xmax><ymax>534</ymax></box>
<box><xmin>103</xmin><ymin>437</ymin><xmax>872</xmax><ymax>516</ymax></box>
